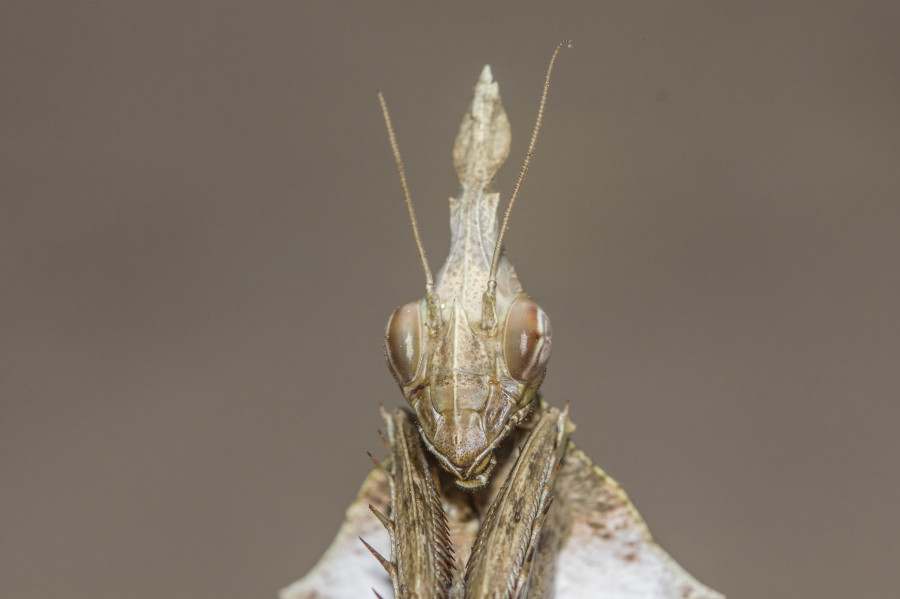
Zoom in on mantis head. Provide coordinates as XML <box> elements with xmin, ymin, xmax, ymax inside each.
<box><xmin>378</xmin><ymin>41</ymin><xmax>567</xmax><ymax>488</ymax></box>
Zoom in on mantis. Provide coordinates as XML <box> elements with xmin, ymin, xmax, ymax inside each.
<box><xmin>283</xmin><ymin>42</ymin><xmax>724</xmax><ymax>599</ymax></box>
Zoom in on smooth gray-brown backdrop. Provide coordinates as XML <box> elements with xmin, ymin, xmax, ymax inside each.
<box><xmin>3</xmin><ymin>2</ymin><xmax>898</xmax><ymax>598</ymax></box>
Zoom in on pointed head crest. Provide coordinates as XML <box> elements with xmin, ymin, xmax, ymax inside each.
<box><xmin>380</xmin><ymin>40</ymin><xmax>570</xmax><ymax>487</ymax></box>
<box><xmin>453</xmin><ymin>65</ymin><xmax>511</xmax><ymax>187</ymax></box>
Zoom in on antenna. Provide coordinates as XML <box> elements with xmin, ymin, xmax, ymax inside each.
<box><xmin>378</xmin><ymin>92</ymin><xmax>434</xmax><ymax>289</ymax></box>
<box><xmin>482</xmin><ymin>39</ymin><xmax>572</xmax><ymax>331</ymax></box>
<box><xmin>378</xmin><ymin>92</ymin><xmax>443</xmax><ymax>331</ymax></box>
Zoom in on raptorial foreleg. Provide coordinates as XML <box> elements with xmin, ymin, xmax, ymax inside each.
<box><xmin>463</xmin><ymin>407</ymin><xmax>571</xmax><ymax>599</ymax></box>
<box><xmin>363</xmin><ymin>408</ymin><xmax>457</xmax><ymax>598</ymax></box>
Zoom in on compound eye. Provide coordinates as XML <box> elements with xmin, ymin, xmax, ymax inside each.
<box><xmin>385</xmin><ymin>301</ymin><xmax>424</xmax><ymax>385</ymax></box>
<box><xmin>503</xmin><ymin>298</ymin><xmax>552</xmax><ymax>383</ymax></box>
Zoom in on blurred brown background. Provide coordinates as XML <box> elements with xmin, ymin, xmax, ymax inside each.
<box><xmin>2</xmin><ymin>2</ymin><xmax>898</xmax><ymax>598</ymax></box>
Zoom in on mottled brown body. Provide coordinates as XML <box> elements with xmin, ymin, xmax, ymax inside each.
<box><xmin>282</xmin><ymin>47</ymin><xmax>725</xmax><ymax>599</ymax></box>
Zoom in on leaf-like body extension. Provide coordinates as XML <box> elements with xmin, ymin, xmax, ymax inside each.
<box><xmin>463</xmin><ymin>407</ymin><xmax>569</xmax><ymax>599</ymax></box>
<box><xmin>552</xmin><ymin>445</ymin><xmax>724</xmax><ymax>599</ymax></box>
<box><xmin>282</xmin><ymin>416</ymin><xmax>724</xmax><ymax>599</ymax></box>
<box><xmin>281</xmin><ymin>467</ymin><xmax>393</xmax><ymax>599</ymax></box>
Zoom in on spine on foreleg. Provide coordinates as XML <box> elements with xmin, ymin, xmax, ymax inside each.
<box><xmin>363</xmin><ymin>408</ymin><xmax>457</xmax><ymax>598</ymax></box>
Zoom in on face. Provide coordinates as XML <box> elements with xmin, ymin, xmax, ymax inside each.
<box><xmin>385</xmin><ymin>295</ymin><xmax>551</xmax><ymax>487</ymax></box>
